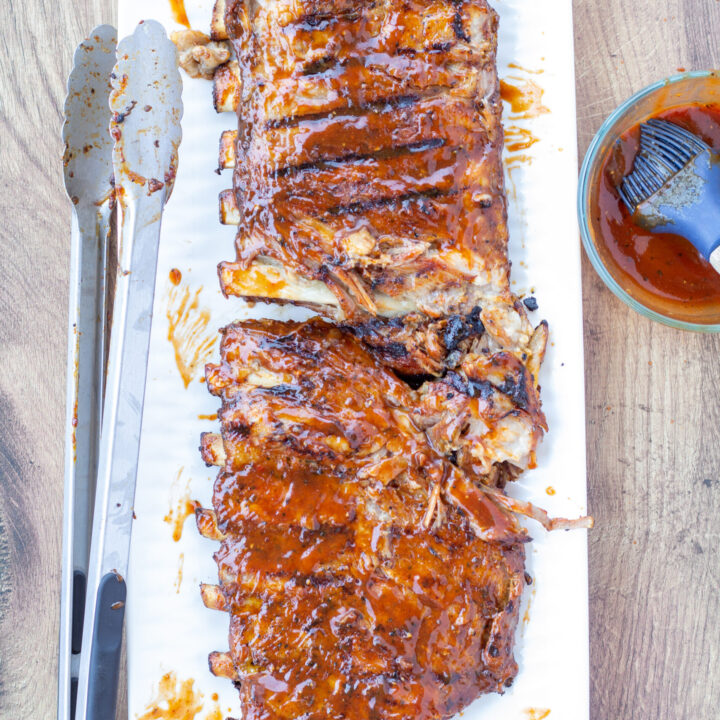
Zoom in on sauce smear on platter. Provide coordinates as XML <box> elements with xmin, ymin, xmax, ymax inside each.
<box><xmin>137</xmin><ymin>672</ymin><xmax>203</xmax><ymax>720</ymax></box>
<box><xmin>500</xmin><ymin>79</ymin><xmax>549</xmax><ymax>118</ymax></box>
<box><xmin>524</xmin><ymin>710</ymin><xmax>551</xmax><ymax>720</ymax></box>
<box><xmin>164</xmin><ymin>469</ymin><xmax>200</xmax><ymax>542</ymax></box>
<box><xmin>167</xmin><ymin>282</ymin><xmax>217</xmax><ymax>388</ymax></box>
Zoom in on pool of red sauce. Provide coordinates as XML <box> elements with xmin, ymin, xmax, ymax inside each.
<box><xmin>591</xmin><ymin>103</ymin><xmax>720</xmax><ymax>324</ymax></box>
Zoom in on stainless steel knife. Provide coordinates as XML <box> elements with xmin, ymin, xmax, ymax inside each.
<box><xmin>73</xmin><ymin>20</ymin><xmax>183</xmax><ymax>720</ymax></box>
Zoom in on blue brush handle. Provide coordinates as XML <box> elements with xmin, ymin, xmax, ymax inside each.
<box><xmin>638</xmin><ymin>153</ymin><xmax>720</xmax><ymax>260</ymax></box>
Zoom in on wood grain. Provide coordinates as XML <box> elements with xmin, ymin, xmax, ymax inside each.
<box><xmin>574</xmin><ymin>2</ymin><xmax>720</xmax><ymax>718</ymax></box>
<box><xmin>0</xmin><ymin>0</ymin><xmax>117</xmax><ymax>716</ymax></box>
<box><xmin>0</xmin><ymin>1</ymin><xmax>718</xmax><ymax>718</ymax></box>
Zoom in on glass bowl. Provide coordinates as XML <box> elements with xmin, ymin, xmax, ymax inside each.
<box><xmin>578</xmin><ymin>70</ymin><xmax>720</xmax><ymax>332</ymax></box>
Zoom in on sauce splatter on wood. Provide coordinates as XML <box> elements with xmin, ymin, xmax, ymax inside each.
<box><xmin>167</xmin><ymin>283</ymin><xmax>217</xmax><ymax>388</ymax></box>
<box><xmin>136</xmin><ymin>672</ymin><xmax>203</xmax><ymax>720</ymax></box>
<box><xmin>174</xmin><ymin>553</ymin><xmax>185</xmax><ymax>594</ymax></box>
<box><xmin>524</xmin><ymin>709</ymin><xmax>551</xmax><ymax>720</ymax></box>
<box><xmin>164</xmin><ymin>469</ymin><xmax>200</xmax><ymax>542</ymax></box>
<box><xmin>169</xmin><ymin>268</ymin><xmax>183</xmax><ymax>286</ymax></box>
<box><xmin>169</xmin><ymin>0</ymin><xmax>191</xmax><ymax>28</ymax></box>
<box><xmin>500</xmin><ymin>79</ymin><xmax>549</xmax><ymax>119</ymax></box>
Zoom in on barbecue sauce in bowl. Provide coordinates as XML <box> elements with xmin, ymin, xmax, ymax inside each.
<box><xmin>590</xmin><ymin>103</ymin><xmax>720</xmax><ymax>324</ymax></box>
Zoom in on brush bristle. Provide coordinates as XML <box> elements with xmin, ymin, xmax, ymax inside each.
<box><xmin>618</xmin><ymin>119</ymin><xmax>710</xmax><ymax>212</ymax></box>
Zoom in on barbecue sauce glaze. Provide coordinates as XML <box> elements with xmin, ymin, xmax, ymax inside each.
<box><xmin>223</xmin><ymin>0</ymin><xmax>510</xmax><ymax>312</ymax></box>
<box><xmin>592</xmin><ymin>104</ymin><xmax>720</xmax><ymax>323</ymax></box>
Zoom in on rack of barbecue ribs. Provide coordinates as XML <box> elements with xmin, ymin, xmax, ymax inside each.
<box><xmin>197</xmin><ymin>320</ymin><xmax>589</xmax><ymax>720</ymax></box>
<box><xmin>188</xmin><ymin>1</ymin><xmax>592</xmax><ymax>718</ymax></box>
<box><xmin>207</xmin><ymin>0</ymin><xmax>548</xmax><ymax>376</ymax></box>
<box><xmin>198</xmin><ymin>319</ymin><xmax>527</xmax><ymax>720</ymax></box>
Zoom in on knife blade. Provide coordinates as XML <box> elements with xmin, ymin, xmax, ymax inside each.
<box><xmin>73</xmin><ymin>20</ymin><xmax>183</xmax><ymax>720</ymax></box>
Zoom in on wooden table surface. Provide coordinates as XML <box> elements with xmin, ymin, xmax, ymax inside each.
<box><xmin>1</xmin><ymin>1</ymin><xmax>719</xmax><ymax>718</ymax></box>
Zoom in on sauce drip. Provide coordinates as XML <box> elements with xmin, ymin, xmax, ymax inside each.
<box><xmin>167</xmin><ymin>283</ymin><xmax>217</xmax><ymax>388</ymax></box>
<box><xmin>169</xmin><ymin>267</ymin><xmax>182</xmax><ymax>285</ymax></box>
<box><xmin>524</xmin><ymin>710</ymin><xmax>551</xmax><ymax>720</ymax></box>
<box><xmin>506</xmin><ymin>153</ymin><xmax>534</xmax><ymax>171</ymax></box>
<box><xmin>164</xmin><ymin>469</ymin><xmax>200</xmax><ymax>542</ymax></box>
<box><xmin>591</xmin><ymin>104</ymin><xmax>720</xmax><ymax>323</ymax></box>
<box><xmin>136</xmin><ymin>672</ymin><xmax>203</xmax><ymax>720</ymax></box>
<box><xmin>174</xmin><ymin>553</ymin><xmax>184</xmax><ymax>594</ymax></box>
<box><xmin>500</xmin><ymin>73</ymin><xmax>545</xmax><ymax>183</ymax></box>
<box><xmin>169</xmin><ymin>0</ymin><xmax>191</xmax><ymax>28</ymax></box>
<box><xmin>505</xmin><ymin>125</ymin><xmax>540</xmax><ymax>153</ymax></box>
<box><xmin>500</xmin><ymin>79</ymin><xmax>549</xmax><ymax>119</ymax></box>
<box><xmin>508</xmin><ymin>62</ymin><xmax>543</xmax><ymax>75</ymax></box>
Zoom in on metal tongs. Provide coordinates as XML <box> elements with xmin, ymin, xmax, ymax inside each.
<box><xmin>60</xmin><ymin>25</ymin><xmax>117</xmax><ymax>720</ymax></box>
<box><xmin>60</xmin><ymin>21</ymin><xmax>182</xmax><ymax>720</ymax></box>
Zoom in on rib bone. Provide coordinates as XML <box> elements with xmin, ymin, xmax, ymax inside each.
<box><xmin>200</xmin><ymin>432</ymin><xmax>226</xmax><ymax>467</ymax></box>
<box><xmin>213</xmin><ymin>61</ymin><xmax>240</xmax><ymax>113</ymax></box>
<box><xmin>209</xmin><ymin>651</ymin><xmax>239</xmax><ymax>680</ymax></box>
<box><xmin>218</xmin><ymin>130</ymin><xmax>235</xmax><ymax>169</ymax></box>
<box><xmin>195</xmin><ymin>508</ymin><xmax>226</xmax><ymax>540</ymax></box>
<box><xmin>218</xmin><ymin>189</ymin><xmax>238</xmax><ymax>225</ymax></box>
<box><xmin>210</xmin><ymin>0</ymin><xmax>228</xmax><ymax>40</ymax></box>
<box><xmin>200</xmin><ymin>583</ymin><xmax>227</xmax><ymax>611</ymax></box>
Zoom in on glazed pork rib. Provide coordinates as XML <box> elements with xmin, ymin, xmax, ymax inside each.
<box><xmin>191</xmin><ymin>3</ymin><xmax>595</xmax><ymax>717</ymax></box>
<box><xmin>198</xmin><ymin>319</ymin><xmax>591</xmax><ymax>720</ymax></box>
<box><xmin>213</xmin><ymin>0</ymin><xmax>541</xmax><ymax>374</ymax></box>
<box><xmin>199</xmin><ymin>318</ymin><xmax>530</xmax><ymax>720</ymax></box>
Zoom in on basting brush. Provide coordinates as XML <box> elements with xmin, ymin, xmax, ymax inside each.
<box><xmin>618</xmin><ymin>118</ymin><xmax>720</xmax><ymax>273</ymax></box>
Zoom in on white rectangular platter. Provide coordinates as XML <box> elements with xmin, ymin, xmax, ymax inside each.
<box><xmin>120</xmin><ymin>1</ymin><xmax>589</xmax><ymax>718</ymax></box>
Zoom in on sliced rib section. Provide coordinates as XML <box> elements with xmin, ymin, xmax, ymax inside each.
<box><xmin>202</xmin><ymin>318</ymin><xmax>529</xmax><ymax>720</ymax></box>
<box><xmin>217</xmin><ymin>0</ymin><xmax>538</xmax><ymax>374</ymax></box>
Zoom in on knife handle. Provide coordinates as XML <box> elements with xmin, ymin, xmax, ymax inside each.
<box><xmin>86</xmin><ymin>572</ymin><xmax>126</xmax><ymax>720</ymax></box>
